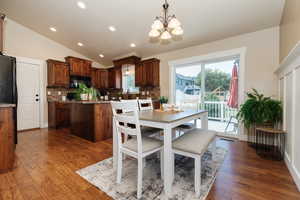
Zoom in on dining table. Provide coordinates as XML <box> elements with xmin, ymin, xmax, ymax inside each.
<box><xmin>112</xmin><ymin>109</ymin><xmax>208</xmax><ymax>197</ymax></box>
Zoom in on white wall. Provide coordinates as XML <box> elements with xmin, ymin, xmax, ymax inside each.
<box><xmin>2</xmin><ymin>18</ymin><xmax>103</xmax><ymax>127</ymax></box>
<box><xmin>150</xmin><ymin>27</ymin><xmax>279</xmax><ymax>99</ymax></box>
<box><xmin>276</xmin><ymin>42</ymin><xmax>300</xmax><ymax>191</ymax></box>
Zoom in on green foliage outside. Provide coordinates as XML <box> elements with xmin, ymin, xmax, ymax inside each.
<box><xmin>195</xmin><ymin>69</ymin><xmax>231</xmax><ymax>92</ymax></box>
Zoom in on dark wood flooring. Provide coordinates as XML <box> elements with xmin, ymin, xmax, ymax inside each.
<box><xmin>0</xmin><ymin>128</ymin><xmax>299</xmax><ymax>200</ymax></box>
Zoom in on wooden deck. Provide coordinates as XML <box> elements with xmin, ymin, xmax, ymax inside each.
<box><xmin>0</xmin><ymin>128</ymin><xmax>299</xmax><ymax>200</ymax></box>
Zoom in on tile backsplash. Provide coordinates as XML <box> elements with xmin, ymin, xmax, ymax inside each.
<box><xmin>47</xmin><ymin>87</ymin><xmax>160</xmax><ymax>101</ymax></box>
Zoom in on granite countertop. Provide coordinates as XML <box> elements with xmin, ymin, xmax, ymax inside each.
<box><xmin>0</xmin><ymin>104</ymin><xmax>16</xmax><ymax>108</ymax></box>
<box><xmin>48</xmin><ymin>100</ymin><xmax>111</xmax><ymax>104</ymax></box>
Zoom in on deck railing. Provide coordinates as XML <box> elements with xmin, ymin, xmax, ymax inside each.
<box><xmin>199</xmin><ymin>101</ymin><xmax>237</xmax><ymax>122</ymax></box>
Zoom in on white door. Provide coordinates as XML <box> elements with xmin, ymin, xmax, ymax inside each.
<box><xmin>17</xmin><ymin>60</ymin><xmax>41</xmax><ymax>131</ymax></box>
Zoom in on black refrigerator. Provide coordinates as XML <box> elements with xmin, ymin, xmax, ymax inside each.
<box><xmin>0</xmin><ymin>54</ymin><xmax>18</xmax><ymax>144</ymax></box>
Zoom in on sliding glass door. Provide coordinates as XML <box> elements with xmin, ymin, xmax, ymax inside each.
<box><xmin>174</xmin><ymin>58</ymin><xmax>239</xmax><ymax>137</ymax></box>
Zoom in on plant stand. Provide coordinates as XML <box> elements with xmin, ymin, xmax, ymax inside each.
<box><xmin>255</xmin><ymin>127</ymin><xmax>285</xmax><ymax>161</ymax></box>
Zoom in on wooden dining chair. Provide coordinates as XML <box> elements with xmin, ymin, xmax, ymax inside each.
<box><xmin>111</xmin><ymin>101</ymin><xmax>164</xmax><ymax>199</ymax></box>
<box><xmin>172</xmin><ymin>128</ymin><xmax>217</xmax><ymax>197</ymax></box>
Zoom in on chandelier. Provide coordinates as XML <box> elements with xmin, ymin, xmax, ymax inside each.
<box><xmin>149</xmin><ymin>0</ymin><xmax>183</xmax><ymax>40</ymax></box>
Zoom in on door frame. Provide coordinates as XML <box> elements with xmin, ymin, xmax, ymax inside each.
<box><xmin>15</xmin><ymin>56</ymin><xmax>46</xmax><ymax>130</ymax></box>
<box><xmin>168</xmin><ymin>47</ymin><xmax>247</xmax><ymax>140</ymax></box>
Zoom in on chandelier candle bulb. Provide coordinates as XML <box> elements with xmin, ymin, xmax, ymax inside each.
<box><xmin>160</xmin><ymin>30</ymin><xmax>172</xmax><ymax>40</ymax></box>
<box><xmin>168</xmin><ymin>17</ymin><xmax>181</xmax><ymax>29</ymax></box>
<box><xmin>172</xmin><ymin>27</ymin><xmax>184</xmax><ymax>36</ymax></box>
<box><xmin>149</xmin><ymin>29</ymin><xmax>160</xmax><ymax>37</ymax></box>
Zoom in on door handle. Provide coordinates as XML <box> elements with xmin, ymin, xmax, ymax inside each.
<box><xmin>35</xmin><ymin>99</ymin><xmax>39</xmax><ymax>102</ymax></box>
<box><xmin>36</xmin><ymin>94</ymin><xmax>39</xmax><ymax>97</ymax></box>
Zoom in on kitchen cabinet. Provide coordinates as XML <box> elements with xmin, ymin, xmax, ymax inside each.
<box><xmin>0</xmin><ymin>14</ymin><xmax>4</xmax><ymax>53</ymax></box>
<box><xmin>0</xmin><ymin>107</ymin><xmax>15</xmax><ymax>173</ymax></box>
<box><xmin>135</xmin><ymin>58</ymin><xmax>160</xmax><ymax>87</ymax></box>
<box><xmin>108</xmin><ymin>67</ymin><xmax>122</xmax><ymax>89</ymax></box>
<box><xmin>47</xmin><ymin>59</ymin><xmax>70</xmax><ymax>87</ymax></box>
<box><xmin>91</xmin><ymin>68</ymin><xmax>108</xmax><ymax>89</ymax></box>
<box><xmin>48</xmin><ymin>102</ymin><xmax>70</xmax><ymax>129</ymax></box>
<box><xmin>113</xmin><ymin>56</ymin><xmax>141</xmax><ymax>67</ymax></box>
<box><xmin>70</xmin><ymin>103</ymin><xmax>112</xmax><ymax>142</ymax></box>
<box><xmin>65</xmin><ymin>56</ymin><xmax>92</xmax><ymax>77</ymax></box>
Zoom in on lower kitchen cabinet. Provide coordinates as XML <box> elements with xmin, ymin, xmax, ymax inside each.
<box><xmin>0</xmin><ymin>107</ymin><xmax>15</xmax><ymax>173</ymax></box>
<box><xmin>48</xmin><ymin>102</ymin><xmax>70</xmax><ymax>129</ymax></box>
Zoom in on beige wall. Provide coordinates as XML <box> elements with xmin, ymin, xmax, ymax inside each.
<box><xmin>280</xmin><ymin>0</ymin><xmax>300</xmax><ymax>62</ymax></box>
<box><xmin>151</xmin><ymin>27</ymin><xmax>279</xmax><ymax>100</ymax></box>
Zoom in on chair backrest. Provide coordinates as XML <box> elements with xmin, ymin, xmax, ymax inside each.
<box><xmin>138</xmin><ymin>99</ymin><xmax>153</xmax><ymax>111</ymax></box>
<box><xmin>120</xmin><ymin>99</ymin><xmax>139</xmax><ymax>112</ymax></box>
<box><xmin>111</xmin><ymin>101</ymin><xmax>142</xmax><ymax>152</ymax></box>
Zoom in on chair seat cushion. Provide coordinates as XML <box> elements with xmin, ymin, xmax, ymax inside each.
<box><xmin>123</xmin><ymin>137</ymin><xmax>163</xmax><ymax>153</ymax></box>
<box><xmin>173</xmin><ymin>129</ymin><xmax>216</xmax><ymax>155</ymax></box>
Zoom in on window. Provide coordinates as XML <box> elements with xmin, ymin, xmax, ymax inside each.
<box><xmin>122</xmin><ymin>65</ymin><xmax>139</xmax><ymax>93</ymax></box>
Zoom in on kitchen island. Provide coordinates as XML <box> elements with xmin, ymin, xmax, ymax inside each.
<box><xmin>69</xmin><ymin>101</ymin><xmax>113</xmax><ymax>142</ymax></box>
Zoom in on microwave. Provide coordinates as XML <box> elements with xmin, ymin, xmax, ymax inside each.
<box><xmin>70</xmin><ymin>76</ymin><xmax>91</xmax><ymax>88</ymax></box>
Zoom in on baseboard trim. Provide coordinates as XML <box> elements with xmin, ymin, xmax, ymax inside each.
<box><xmin>284</xmin><ymin>152</ymin><xmax>300</xmax><ymax>191</ymax></box>
<box><xmin>42</xmin><ymin>123</ymin><xmax>48</xmax><ymax>128</ymax></box>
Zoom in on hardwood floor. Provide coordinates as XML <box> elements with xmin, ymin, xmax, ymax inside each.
<box><xmin>0</xmin><ymin>128</ymin><xmax>299</xmax><ymax>200</ymax></box>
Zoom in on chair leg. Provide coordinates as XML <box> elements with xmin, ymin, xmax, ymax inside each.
<box><xmin>195</xmin><ymin>156</ymin><xmax>201</xmax><ymax>197</ymax></box>
<box><xmin>143</xmin><ymin>158</ymin><xmax>146</xmax><ymax>168</ymax></box>
<box><xmin>160</xmin><ymin>150</ymin><xmax>164</xmax><ymax>180</ymax></box>
<box><xmin>117</xmin><ymin>151</ymin><xmax>123</xmax><ymax>184</ymax></box>
<box><xmin>171</xmin><ymin>152</ymin><xmax>175</xmax><ymax>183</ymax></box>
<box><xmin>123</xmin><ymin>134</ymin><xmax>128</xmax><ymax>160</ymax></box>
<box><xmin>137</xmin><ymin>157</ymin><xmax>143</xmax><ymax>199</ymax></box>
<box><xmin>212</xmin><ymin>138</ymin><xmax>216</xmax><ymax>161</ymax></box>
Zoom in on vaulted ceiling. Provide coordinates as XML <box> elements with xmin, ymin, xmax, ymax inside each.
<box><xmin>0</xmin><ymin>0</ymin><xmax>285</xmax><ymax>66</ymax></box>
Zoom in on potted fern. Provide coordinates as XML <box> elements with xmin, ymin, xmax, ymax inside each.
<box><xmin>237</xmin><ymin>89</ymin><xmax>283</xmax><ymax>145</ymax></box>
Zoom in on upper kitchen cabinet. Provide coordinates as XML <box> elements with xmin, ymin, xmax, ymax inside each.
<box><xmin>136</xmin><ymin>58</ymin><xmax>160</xmax><ymax>87</ymax></box>
<box><xmin>108</xmin><ymin>67</ymin><xmax>122</xmax><ymax>89</ymax></box>
<box><xmin>110</xmin><ymin>56</ymin><xmax>141</xmax><ymax>89</ymax></box>
<box><xmin>113</xmin><ymin>56</ymin><xmax>141</xmax><ymax>68</ymax></box>
<box><xmin>91</xmin><ymin>68</ymin><xmax>108</xmax><ymax>89</ymax></box>
<box><xmin>65</xmin><ymin>56</ymin><xmax>92</xmax><ymax>77</ymax></box>
<box><xmin>47</xmin><ymin>59</ymin><xmax>69</xmax><ymax>87</ymax></box>
<box><xmin>0</xmin><ymin>14</ymin><xmax>5</xmax><ymax>53</ymax></box>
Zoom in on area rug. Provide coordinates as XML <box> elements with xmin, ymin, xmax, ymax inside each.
<box><xmin>76</xmin><ymin>146</ymin><xmax>227</xmax><ymax>200</ymax></box>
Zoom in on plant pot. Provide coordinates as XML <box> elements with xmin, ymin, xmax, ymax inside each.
<box><xmin>80</xmin><ymin>93</ymin><xmax>88</xmax><ymax>101</ymax></box>
<box><xmin>88</xmin><ymin>93</ymin><xmax>93</xmax><ymax>101</ymax></box>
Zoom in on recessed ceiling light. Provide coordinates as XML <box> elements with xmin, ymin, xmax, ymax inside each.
<box><xmin>77</xmin><ymin>1</ymin><xmax>86</xmax><ymax>9</ymax></box>
<box><xmin>130</xmin><ymin>43</ymin><xmax>136</xmax><ymax>48</ymax></box>
<box><xmin>99</xmin><ymin>54</ymin><xmax>104</xmax><ymax>58</ymax></box>
<box><xmin>49</xmin><ymin>27</ymin><xmax>57</xmax><ymax>32</ymax></box>
<box><xmin>77</xmin><ymin>42</ymin><xmax>83</xmax><ymax>47</ymax></box>
<box><xmin>108</xmin><ymin>26</ymin><xmax>116</xmax><ymax>32</ymax></box>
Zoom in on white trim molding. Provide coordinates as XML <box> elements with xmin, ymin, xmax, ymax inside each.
<box><xmin>168</xmin><ymin>47</ymin><xmax>247</xmax><ymax>140</ymax></box>
<box><xmin>285</xmin><ymin>152</ymin><xmax>300</xmax><ymax>191</ymax></box>
<box><xmin>276</xmin><ymin>41</ymin><xmax>300</xmax><ymax>192</ymax></box>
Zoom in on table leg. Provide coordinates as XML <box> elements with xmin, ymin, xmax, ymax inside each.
<box><xmin>113</xmin><ymin>118</ymin><xmax>118</xmax><ymax>170</ymax></box>
<box><xmin>163</xmin><ymin>127</ymin><xmax>173</xmax><ymax>197</ymax></box>
<box><xmin>201</xmin><ymin>112</ymin><xmax>208</xmax><ymax>130</ymax></box>
<box><xmin>193</xmin><ymin>119</ymin><xmax>197</xmax><ymax>129</ymax></box>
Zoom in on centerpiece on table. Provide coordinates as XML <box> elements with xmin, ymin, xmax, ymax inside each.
<box><xmin>159</xmin><ymin>96</ymin><xmax>168</xmax><ymax>110</ymax></box>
